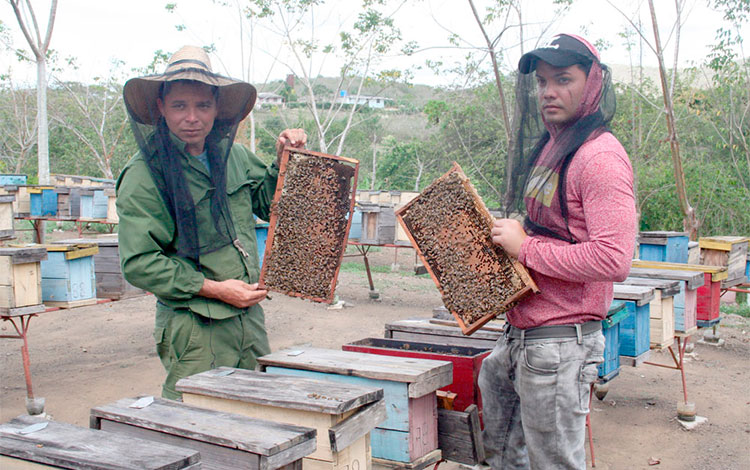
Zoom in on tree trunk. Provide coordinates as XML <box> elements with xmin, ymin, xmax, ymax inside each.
<box><xmin>37</xmin><ymin>57</ymin><xmax>50</xmax><ymax>185</ymax></box>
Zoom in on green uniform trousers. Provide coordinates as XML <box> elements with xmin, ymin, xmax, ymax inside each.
<box><xmin>154</xmin><ymin>301</ymin><xmax>271</xmax><ymax>399</ymax></box>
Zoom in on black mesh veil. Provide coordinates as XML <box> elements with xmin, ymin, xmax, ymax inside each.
<box><xmin>125</xmin><ymin>71</ymin><xmax>253</xmax><ymax>266</ymax></box>
<box><xmin>504</xmin><ymin>61</ymin><xmax>616</xmax><ymax>243</ymax></box>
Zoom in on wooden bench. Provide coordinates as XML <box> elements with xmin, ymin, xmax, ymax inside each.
<box><xmin>0</xmin><ymin>414</ymin><xmax>200</xmax><ymax>469</ymax></box>
<box><xmin>91</xmin><ymin>396</ymin><xmax>317</xmax><ymax>470</ymax></box>
<box><xmin>258</xmin><ymin>347</ymin><xmax>451</xmax><ymax>467</ymax></box>
<box><xmin>177</xmin><ymin>368</ymin><xmax>385</xmax><ymax>470</ymax></box>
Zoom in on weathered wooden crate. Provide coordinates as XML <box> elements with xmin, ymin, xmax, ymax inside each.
<box><xmin>91</xmin><ymin>396</ymin><xmax>317</xmax><ymax>470</ymax></box>
<box><xmin>385</xmin><ymin>318</ymin><xmax>503</xmax><ymax>349</ymax></box>
<box><xmin>0</xmin><ymin>195</ymin><xmax>15</xmax><ymax>240</ymax></box>
<box><xmin>40</xmin><ymin>243</ymin><xmax>99</xmax><ymax>307</ymax></box>
<box><xmin>630</xmin><ymin>264</ymin><xmax>706</xmax><ymax>335</ymax></box>
<box><xmin>177</xmin><ymin>368</ymin><xmax>385</xmax><ymax>470</ymax></box>
<box><xmin>619</xmin><ymin>277</ymin><xmax>679</xmax><ymax>350</ymax></box>
<box><xmin>343</xmin><ymin>338</ymin><xmax>490</xmax><ymax>414</ymax></box>
<box><xmin>0</xmin><ymin>247</ymin><xmax>47</xmax><ymax>315</ymax></box>
<box><xmin>104</xmin><ymin>188</ymin><xmax>118</xmax><ymax>223</ymax></box>
<box><xmin>259</xmin><ymin>147</ymin><xmax>359</xmax><ymax>303</ymax></box>
<box><xmin>688</xmin><ymin>240</ymin><xmax>700</xmax><ymax>265</ymax></box>
<box><xmin>699</xmin><ymin>236</ymin><xmax>749</xmax><ymax>287</ymax></box>
<box><xmin>638</xmin><ymin>231</ymin><xmax>689</xmax><ymax>264</ymax></box>
<box><xmin>54</xmin><ymin>187</ymin><xmax>81</xmax><ymax>219</ymax></box>
<box><xmin>358</xmin><ymin>202</ymin><xmax>397</xmax><ymax>245</ymax></box>
<box><xmin>396</xmin><ymin>163</ymin><xmax>538</xmax><ymax>335</ymax></box>
<box><xmin>29</xmin><ymin>186</ymin><xmax>57</xmax><ymax>217</ymax></box>
<box><xmin>598</xmin><ymin>300</ymin><xmax>629</xmax><ymax>382</ymax></box>
<box><xmin>0</xmin><ymin>414</ymin><xmax>201</xmax><ymax>469</ymax></box>
<box><xmin>258</xmin><ymin>347</ymin><xmax>451</xmax><ymax>465</ymax></box>
<box><xmin>613</xmin><ymin>284</ymin><xmax>654</xmax><ymax>363</ymax></box>
<box><xmin>436</xmin><ymin>404</ymin><xmax>484</xmax><ymax>466</ymax></box>
<box><xmin>55</xmin><ymin>237</ymin><xmax>145</xmax><ymax>300</ymax></box>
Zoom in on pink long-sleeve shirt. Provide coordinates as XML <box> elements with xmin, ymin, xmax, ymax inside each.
<box><xmin>507</xmin><ymin>131</ymin><xmax>637</xmax><ymax>329</ymax></box>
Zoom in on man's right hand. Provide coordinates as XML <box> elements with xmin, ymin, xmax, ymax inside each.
<box><xmin>198</xmin><ymin>279</ymin><xmax>268</xmax><ymax>309</ymax></box>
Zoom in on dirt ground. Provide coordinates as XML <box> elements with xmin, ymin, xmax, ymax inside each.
<box><xmin>1</xmin><ymin>240</ymin><xmax>749</xmax><ymax>470</ymax></box>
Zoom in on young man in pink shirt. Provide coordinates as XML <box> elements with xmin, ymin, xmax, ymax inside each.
<box><xmin>478</xmin><ymin>34</ymin><xmax>637</xmax><ymax>469</ymax></box>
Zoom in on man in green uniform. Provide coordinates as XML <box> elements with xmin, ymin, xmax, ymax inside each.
<box><xmin>117</xmin><ymin>45</ymin><xmax>306</xmax><ymax>399</ymax></box>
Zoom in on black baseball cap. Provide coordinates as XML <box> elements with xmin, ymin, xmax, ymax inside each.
<box><xmin>518</xmin><ymin>34</ymin><xmax>598</xmax><ymax>74</ymax></box>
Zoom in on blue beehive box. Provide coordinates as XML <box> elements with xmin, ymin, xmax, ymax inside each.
<box><xmin>0</xmin><ymin>174</ymin><xmax>27</xmax><ymax>185</ymax></box>
<box><xmin>638</xmin><ymin>231</ymin><xmax>689</xmax><ymax>264</ymax></box>
<box><xmin>92</xmin><ymin>189</ymin><xmax>109</xmax><ymax>218</ymax></box>
<box><xmin>40</xmin><ymin>244</ymin><xmax>98</xmax><ymax>305</ymax></box>
<box><xmin>255</xmin><ymin>220</ymin><xmax>269</xmax><ymax>267</ymax></box>
<box><xmin>618</xmin><ymin>301</ymin><xmax>651</xmax><ymax>358</ymax></box>
<box><xmin>79</xmin><ymin>189</ymin><xmax>94</xmax><ymax>219</ymax></box>
<box><xmin>348</xmin><ymin>208</ymin><xmax>362</xmax><ymax>240</ymax></box>
<box><xmin>29</xmin><ymin>187</ymin><xmax>58</xmax><ymax>216</ymax></box>
<box><xmin>599</xmin><ymin>300</ymin><xmax>629</xmax><ymax>382</ymax></box>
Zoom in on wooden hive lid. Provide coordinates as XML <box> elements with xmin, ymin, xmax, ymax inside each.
<box><xmin>257</xmin><ymin>347</ymin><xmax>453</xmax><ymax>397</ymax></box>
<box><xmin>176</xmin><ymin>368</ymin><xmax>383</xmax><ymax>414</ymax></box>
<box><xmin>637</xmin><ymin>231</ymin><xmax>689</xmax><ymax>245</ymax></box>
<box><xmin>90</xmin><ymin>397</ymin><xmax>316</xmax><ymax>457</ymax></box>
<box><xmin>699</xmin><ymin>236</ymin><xmax>750</xmax><ymax>251</ymax></box>
<box><xmin>0</xmin><ymin>195</ymin><xmax>15</xmax><ymax>203</ymax></box>
<box><xmin>0</xmin><ymin>246</ymin><xmax>48</xmax><ymax>264</ymax></box>
<box><xmin>54</xmin><ymin>236</ymin><xmax>119</xmax><ymax>247</ymax></box>
<box><xmin>613</xmin><ymin>284</ymin><xmax>656</xmax><ymax>306</ymax></box>
<box><xmin>0</xmin><ymin>415</ymin><xmax>200</xmax><ymax>469</ymax></box>
<box><xmin>620</xmin><ymin>277</ymin><xmax>681</xmax><ymax>297</ymax></box>
<box><xmin>628</xmin><ymin>267</ymin><xmax>705</xmax><ymax>290</ymax></box>
<box><xmin>631</xmin><ymin>260</ymin><xmax>727</xmax><ymax>282</ymax></box>
<box><xmin>385</xmin><ymin>318</ymin><xmax>503</xmax><ymax>341</ymax></box>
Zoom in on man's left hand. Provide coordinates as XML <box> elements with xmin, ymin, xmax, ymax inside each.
<box><xmin>491</xmin><ymin>218</ymin><xmax>527</xmax><ymax>259</ymax></box>
<box><xmin>276</xmin><ymin>128</ymin><xmax>307</xmax><ymax>164</ymax></box>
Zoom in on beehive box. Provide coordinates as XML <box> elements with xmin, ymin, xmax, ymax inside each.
<box><xmin>343</xmin><ymin>338</ymin><xmax>490</xmax><ymax>414</ymax></box>
<box><xmin>613</xmin><ymin>284</ymin><xmax>654</xmax><ymax>362</ymax></box>
<box><xmin>79</xmin><ymin>189</ymin><xmax>95</xmax><ymax>219</ymax></box>
<box><xmin>358</xmin><ymin>202</ymin><xmax>396</xmax><ymax>245</ymax></box>
<box><xmin>40</xmin><ymin>243</ymin><xmax>98</xmax><ymax>307</ymax></box>
<box><xmin>638</xmin><ymin>231</ymin><xmax>689</xmax><ymax>264</ymax></box>
<box><xmin>177</xmin><ymin>368</ymin><xmax>385</xmax><ymax>470</ymax></box>
<box><xmin>0</xmin><ymin>174</ymin><xmax>27</xmax><ymax>186</ymax></box>
<box><xmin>0</xmin><ymin>247</ymin><xmax>47</xmax><ymax>315</ymax></box>
<box><xmin>629</xmin><ymin>266</ymin><xmax>703</xmax><ymax>335</ymax></box>
<box><xmin>598</xmin><ymin>300</ymin><xmax>629</xmax><ymax>382</ymax></box>
<box><xmin>396</xmin><ymin>163</ymin><xmax>538</xmax><ymax>335</ymax></box>
<box><xmin>0</xmin><ymin>415</ymin><xmax>201</xmax><ymax>469</ymax></box>
<box><xmin>258</xmin><ymin>347</ymin><xmax>451</xmax><ymax>464</ymax></box>
<box><xmin>29</xmin><ymin>186</ymin><xmax>57</xmax><ymax>217</ymax></box>
<box><xmin>91</xmin><ymin>396</ymin><xmax>317</xmax><ymax>470</ymax></box>
<box><xmin>104</xmin><ymin>188</ymin><xmax>118</xmax><ymax>223</ymax></box>
<box><xmin>699</xmin><ymin>236</ymin><xmax>749</xmax><ymax>286</ymax></box>
<box><xmin>259</xmin><ymin>147</ymin><xmax>359</xmax><ymax>303</ymax></box>
<box><xmin>620</xmin><ymin>277</ymin><xmax>679</xmax><ymax>350</ymax></box>
<box><xmin>54</xmin><ymin>187</ymin><xmax>81</xmax><ymax>219</ymax></box>
<box><xmin>385</xmin><ymin>318</ymin><xmax>503</xmax><ymax>349</ymax></box>
<box><xmin>54</xmin><ymin>237</ymin><xmax>145</xmax><ymax>300</ymax></box>
<box><xmin>93</xmin><ymin>189</ymin><xmax>109</xmax><ymax>219</ymax></box>
<box><xmin>0</xmin><ymin>195</ymin><xmax>15</xmax><ymax>240</ymax></box>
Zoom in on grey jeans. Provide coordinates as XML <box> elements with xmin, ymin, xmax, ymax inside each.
<box><xmin>478</xmin><ymin>327</ymin><xmax>605</xmax><ymax>470</ymax></box>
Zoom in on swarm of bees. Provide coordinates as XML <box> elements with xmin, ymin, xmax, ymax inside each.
<box><xmin>397</xmin><ymin>163</ymin><xmax>537</xmax><ymax>335</ymax></box>
<box><xmin>259</xmin><ymin>148</ymin><xmax>359</xmax><ymax>303</ymax></box>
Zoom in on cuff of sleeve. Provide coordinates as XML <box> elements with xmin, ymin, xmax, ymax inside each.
<box><xmin>518</xmin><ymin>236</ymin><xmax>533</xmax><ymax>265</ymax></box>
<box><xmin>186</xmin><ymin>271</ymin><xmax>206</xmax><ymax>296</ymax></box>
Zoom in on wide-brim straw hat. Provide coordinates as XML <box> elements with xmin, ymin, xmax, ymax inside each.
<box><xmin>123</xmin><ymin>45</ymin><xmax>256</xmax><ymax>125</ymax></box>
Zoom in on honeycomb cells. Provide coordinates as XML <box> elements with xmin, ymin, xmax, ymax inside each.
<box><xmin>400</xmin><ymin>169</ymin><xmax>526</xmax><ymax>326</ymax></box>
<box><xmin>261</xmin><ymin>151</ymin><xmax>356</xmax><ymax>302</ymax></box>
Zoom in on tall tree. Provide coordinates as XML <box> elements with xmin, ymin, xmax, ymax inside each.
<box><xmin>0</xmin><ymin>75</ymin><xmax>37</xmax><ymax>173</ymax></box>
<box><xmin>9</xmin><ymin>0</ymin><xmax>57</xmax><ymax>184</ymax></box>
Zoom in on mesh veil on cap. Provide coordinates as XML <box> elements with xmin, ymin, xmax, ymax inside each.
<box><xmin>123</xmin><ymin>45</ymin><xmax>257</xmax><ymax>125</ymax></box>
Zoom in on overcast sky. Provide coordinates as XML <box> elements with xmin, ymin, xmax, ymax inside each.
<box><xmin>1</xmin><ymin>0</ymin><xmax>745</xmax><ymax>87</ymax></box>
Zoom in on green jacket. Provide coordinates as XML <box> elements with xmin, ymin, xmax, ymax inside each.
<box><xmin>116</xmin><ymin>134</ymin><xmax>279</xmax><ymax>320</ymax></box>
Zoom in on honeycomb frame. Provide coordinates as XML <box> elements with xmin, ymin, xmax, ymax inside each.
<box><xmin>258</xmin><ymin>147</ymin><xmax>359</xmax><ymax>303</ymax></box>
<box><xmin>396</xmin><ymin>162</ymin><xmax>538</xmax><ymax>335</ymax></box>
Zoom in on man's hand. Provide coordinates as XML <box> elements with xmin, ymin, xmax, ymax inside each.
<box><xmin>276</xmin><ymin>128</ymin><xmax>307</xmax><ymax>164</ymax></box>
<box><xmin>491</xmin><ymin>219</ymin><xmax>527</xmax><ymax>259</ymax></box>
<box><xmin>199</xmin><ymin>279</ymin><xmax>268</xmax><ymax>309</ymax></box>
